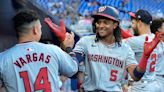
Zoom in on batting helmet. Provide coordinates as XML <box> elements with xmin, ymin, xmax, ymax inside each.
<box><xmin>92</xmin><ymin>6</ymin><xmax>120</xmax><ymax>22</ymax></box>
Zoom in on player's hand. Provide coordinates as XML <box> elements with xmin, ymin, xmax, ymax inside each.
<box><xmin>60</xmin><ymin>75</ymin><xmax>68</xmax><ymax>83</ymax></box>
<box><xmin>144</xmin><ymin>32</ymin><xmax>162</xmax><ymax>57</ymax></box>
<box><xmin>122</xmin><ymin>84</ymin><xmax>128</xmax><ymax>92</ymax></box>
<box><xmin>60</xmin><ymin>32</ymin><xmax>75</xmax><ymax>50</ymax></box>
<box><xmin>44</xmin><ymin>18</ymin><xmax>66</xmax><ymax>42</ymax></box>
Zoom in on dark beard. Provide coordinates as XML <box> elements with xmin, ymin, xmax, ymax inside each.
<box><xmin>134</xmin><ymin>30</ymin><xmax>139</xmax><ymax>36</ymax></box>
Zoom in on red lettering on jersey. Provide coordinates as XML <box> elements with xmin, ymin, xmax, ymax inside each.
<box><xmin>115</xmin><ymin>60</ymin><xmax>119</xmax><ymax>67</ymax></box>
<box><xmin>94</xmin><ymin>55</ymin><xmax>98</xmax><ymax>61</ymax></box>
<box><xmin>108</xmin><ymin>57</ymin><xmax>112</xmax><ymax>64</ymax></box>
<box><xmin>104</xmin><ymin>56</ymin><xmax>108</xmax><ymax>63</ymax></box>
<box><xmin>14</xmin><ymin>53</ymin><xmax>51</xmax><ymax>68</ymax></box>
<box><xmin>89</xmin><ymin>54</ymin><xmax>94</xmax><ymax>61</ymax></box>
<box><xmin>14</xmin><ymin>60</ymin><xmax>22</xmax><ymax>68</ymax></box>
<box><xmin>33</xmin><ymin>53</ymin><xmax>37</xmax><ymax>61</ymax></box>
<box><xmin>39</xmin><ymin>53</ymin><xmax>44</xmax><ymax>62</ymax></box>
<box><xmin>45</xmin><ymin>55</ymin><xmax>51</xmax><ymax>63</ymax></box>
<box><xmin>88</xmin><ymin>54</ymin><xmax>91</xmax><ymax>61</ymax></box>
<box><xmin>119</xmin><ymin>61</ymin><xmax>123</xmax><ymax>68</ymax></box>
<box><xmin>88</xmin><ymin>54</ymin><xmax>124</xmax><ymax>68</ymax></box>
<box><xmin>19</xmin><ymin>57</ymin><xmax>27</xmax><ymax>66</ymax></box>
<box><xmin>104</xmin><ymin>56</ymin><xmax>107</xmax><ymax>63</ymax></box>
<box><xmin>26</xmin><ymin>54</ymin><xmax>32</xmax><ymax>63</ymax></box>
<box><xmin>112</xmin><ymin>58</ymin><xmax>116</xmax><ymax>65</ymax></box>
<box><xmin>98</xmin><ymin>55</ymin><xmax>103</xmax><ymax>61</ymax></box>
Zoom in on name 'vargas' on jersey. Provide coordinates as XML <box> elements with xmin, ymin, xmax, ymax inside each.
<box><xmin>14</xmin><ymin>53</ymin><xmax>51</xmax><ymax>68</ymax></box>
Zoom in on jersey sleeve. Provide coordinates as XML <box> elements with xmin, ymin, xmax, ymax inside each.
<box><xmin>72</xmin><ymin>37</ymin><xmax>87</xmax><ymax>65</ymax></box>
<box><xmin>52</xmin><ymin>46</ymin><xmax>78</xmax><ymax>77</ymax></box>
<box><xmin>125</xmin><ymin>45</ymin><xmax>138</xmax><ymax>69</ymax></box>
<box><xmin>73</xmin><ymin>37</ymin><xmax>87</xmax><ymax>54</ymax></box>
<box><xmin>124</xmin><ymin>37</ymin><xmax>141</xmax><ymax>52</ymax></box>
<box><xmin>124</xmin><ymin>37</ymin><xmax>143</xmax><ymax>62</ymax></box>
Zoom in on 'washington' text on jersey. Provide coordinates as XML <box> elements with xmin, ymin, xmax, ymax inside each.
<box><xmin>88</xmin><ymin>54</ymin><xmax>124</xmax><ymax>68</ymax></box>
<box><xmin>14</xmin><ymin>52</ymin><xmax>51</xmax><ymax>68</ymax></box>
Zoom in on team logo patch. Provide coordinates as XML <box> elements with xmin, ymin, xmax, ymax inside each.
<box><xmin>98</xmin><ymin>6</ymin><xmax>106</xmax><ymax>12</ymax></box>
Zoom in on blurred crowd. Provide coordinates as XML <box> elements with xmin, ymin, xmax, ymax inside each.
<box><xmin>36</xmin><ymin>0</ymin><xmax>163</xmax><ymax>38</ymax></box>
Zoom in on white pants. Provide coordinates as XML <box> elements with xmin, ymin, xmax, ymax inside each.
<box><xmin>128</xmin><ymin>80</ymin><xmax>160</xmax><ymax>92</ymax></box>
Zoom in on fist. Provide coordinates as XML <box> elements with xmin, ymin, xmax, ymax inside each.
<box><xmin>60</xmin><ymin>32</ymin><xmax>75</xmax><ymax>50</ymax></box>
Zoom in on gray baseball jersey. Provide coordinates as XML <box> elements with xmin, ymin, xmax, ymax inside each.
<box><xmin>155</xmin><ymin>42</ymin><xmax>164</xmax><ymax>75</ymax></box>
<box><xmin>155</xmin><ymin>42</ymin><xmax>164</xmax><ymax>92</ymax></box>
<box><xmin>154</xmin><ymin>42</ymin><xmax>164</xmax><ymax>92</ymax></box>
<box><xmin>0</xmin><ymin>42</ymin><xmax>78</xmax><ymax>92</ymax></box>
<box><xmin>73</xmin><ymin>35</ymin><xmax>137</xmax><ymax>91</ymax></box>
<box><xmin>125</xmin><ymin>34</ymin><xmax>156</xmax><ymax>81</ymax></box>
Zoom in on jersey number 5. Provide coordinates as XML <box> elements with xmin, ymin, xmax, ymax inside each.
<box><xmin>110</xmin><ymin>70</ymin><xmax>118</xmax><ymax>81</ymax></box>
<box><xmin>149</xmin><ymin>54</ymin><xmax>156</xmax><ymax>72</ymax></box>
<box><xmin>19</xmin><ymin>67</ymin><xmax>51</xmax><ymax>92</ymax></box>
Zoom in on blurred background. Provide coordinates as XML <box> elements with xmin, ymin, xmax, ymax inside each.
<box><xmin>36</xmin><ymin>0</ymin><xmax>164</xmax><ymax>36</ymax></box>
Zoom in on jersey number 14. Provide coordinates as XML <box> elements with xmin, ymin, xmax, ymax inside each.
<box><xmin>19</xmin><ymin>67</ymin><xmax>51</xmax><ymax>92</ymax></box>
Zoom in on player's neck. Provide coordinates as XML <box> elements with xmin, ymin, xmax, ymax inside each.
<box><xmin>139</xmin><ymin>26</ymin><xmax>151</xmax><ymax>35</ymax></box>
<box><xmin>18</xmin><ymin>37</ymin><xmax>36</xmax><ymax>44</ymax></box>
<box><xmin>100</xmin><ymin>35</ymin><xmax>115</xmax><ymax>45</ymax></box>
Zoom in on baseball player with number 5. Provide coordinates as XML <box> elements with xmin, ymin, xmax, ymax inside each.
<box><xmin>44</xmin><ymin>6</ymin><xmax>162</xmax><ymax>92</ymax></box>
<box><xmin>0</xmin><ymin>9</ymin><xmax>78</xmax><ymax>92</ymax></box>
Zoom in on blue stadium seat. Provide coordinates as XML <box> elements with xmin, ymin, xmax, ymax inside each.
<box><xmin>77</xmin><ymin>0</ymin><xmax>164</xmax><ymax>20</ymax></box>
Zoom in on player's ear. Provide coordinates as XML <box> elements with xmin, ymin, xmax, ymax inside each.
<box><xmin>32</xmin><ymin>27</ymin><xmax>36</xmax><ymax>35</ymax></box>
<box><xmin>113</xmin><ymin>22</ymin><xmax>118</xmax><ymax>29</ymax></box>
<box><xmin>138</xmin><ymin>20</ymin><xmax>142</xmax><ymax>27</ymax></box>
<box><xmin>33</xmin><ymin>24</ymin><xmax>38</xmax><ymax>35</ymax></box>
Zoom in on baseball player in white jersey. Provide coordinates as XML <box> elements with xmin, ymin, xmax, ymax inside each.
<box><xmin>0</xmin><ymin>9</ymin><xmax>78</xmax><ymax>92</ymax></box>
<box><xmin>150</xmin><ymin>18</ymin><xmax>164</xmax><ymax>92</ymax></box>
<box><xmin>125</xmin><ymin>10</ymin><xmax>161</xmax><ymax>92</ymax></box>
<box><xmin>44</xmin><ymin>6</ymin><xmax>161</xmax><ymax>92</ymax></box>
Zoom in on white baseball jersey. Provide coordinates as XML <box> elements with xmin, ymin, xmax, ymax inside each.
<box><xmin>125</xmin><ymin>34</ymin><xmax>157</xmax><ymax>81</ymax></box>
<box><xmin>73</xmin><ymin>35</ymin><xmax>137</xmax><ymax>91</ymax></box>
<box><xmin>0</xmin><ymin>42</ymin><xmax>78</xmax><ymax>92</ymax></box>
